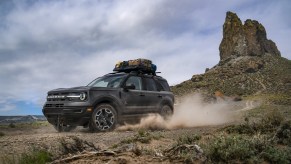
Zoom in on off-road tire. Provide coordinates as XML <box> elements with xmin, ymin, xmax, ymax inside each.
<box><xmin>160</xmin><ymin>105</ymin><xmax>173</xmax><ymax>120</ymax></box>
<box><xmin>90</xmin><ymin>103</ymin><xmax>117</xmax><ymax>132</ymax></box>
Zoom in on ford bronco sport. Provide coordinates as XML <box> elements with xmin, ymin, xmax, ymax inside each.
<box><xmin>43</xmin><ymin>71</ymin><xmax>174</xmax><ymax>132</ymax></box>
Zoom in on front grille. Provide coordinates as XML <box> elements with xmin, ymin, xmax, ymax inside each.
<box><xmin>45</xmin><ymin>104</ymin><xmax>64</xmax><ymax>108</ymax></box>
<box><xmin>47</xmin><ymin>92</ymin><xmax>86</xmax><ymax>102</ymax></box>
<box><xmin>45</xmin><ymin>104</ymin><xmax>52</xmax><ymax>108</ymax></box>
<box><xmin>47</xmin><ymin>93</ymin><xmax>68</xmax><ymax>102</ymax></box>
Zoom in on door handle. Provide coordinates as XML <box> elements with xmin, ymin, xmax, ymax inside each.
<box><xmin>158</xmin><ymin>95</ymin><xmax>162</xmax><ymax>98</ymax></box>
<box><xmin>139</xmin><ymin>94</ymin><xmax>145</xmax><ymax>96</ymax></box>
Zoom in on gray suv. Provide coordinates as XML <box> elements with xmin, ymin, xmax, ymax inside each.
<box><xmin>43</xmin><ymin>72</ymin><xmax>174</xmax><ymax>132</ymax></box>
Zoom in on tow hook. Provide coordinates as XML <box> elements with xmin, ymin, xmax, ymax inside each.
<box><xmin>56</xmin><ymin>115</ymin><xmax>64</xmax><ymax>131</ymax></box>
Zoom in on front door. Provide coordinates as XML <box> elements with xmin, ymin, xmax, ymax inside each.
<box><xmin>121</xmin><ymin>76</ymin><xmax>147</xmax><ymax>114</ymax></box>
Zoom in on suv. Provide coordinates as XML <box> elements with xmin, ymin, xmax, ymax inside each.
<box><xmin>42</xmin><ymin>71</ymin><xmax>174</xmax><ymax>132</ymax></box>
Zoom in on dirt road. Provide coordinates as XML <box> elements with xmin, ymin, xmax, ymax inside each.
<box><xmin>0</xmin><ymin>98</ymin><xmax>249</xmax><ymax>163</ymax></box>
<box><xmin>0</xmin><ymin>123</ymin><xmax>223</xmax><ymax>163</ymax></box>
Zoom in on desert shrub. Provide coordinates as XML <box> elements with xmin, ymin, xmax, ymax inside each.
<box><xmin>8</xmin><ymin>123</ymin><xmax>16</xmax><ymax>128</ymax></box>
<box><xmin>224</xmin><ymin>109</ymin><xmax>285</xmax><ymax>136</ymax></box>
<box><xmin>0</xmin><ymin>131</ymin><xmax>5</xmax><ymax>137</ymax></box>
<box><xmin>120</xmin><ymin>130</ymin><xmax>163</xmax><ymax>144</ymax></box>
<box><xmin>260</xmin><ymin>109</ymin><xmax>285</xmax><ymax>129</ymax></box>
<box><xmin>29</xmin><ymin>121</ymin><xmax>49</xmax><ymax>128</ymax></box>
<box><xmin>19</xmin><ymin>150</ymin><xmax>52</xmax><ymax>164</ymax></box>
<box><xmin>1</xmin><ymin>150</ymin><xmax>52</xmax><ymax>164</ymax></box>
<box><xmin>1</xmin><ymin>155</ymin><xmax>17</xmax><ymax>164</ymax></box>
<box><xmin>223</xmin><ymin>124</ymin><xmax>256</xmax><ymax>135</ymax></box>
<box><xmin>205</xmin><ymin>134</ymin><xmax>257</xmax><ymax>162</ymax></box>
<box><xmin>205</xmin><ymin>105</ymin><xmax>289</xmax><ymax>163</ymax></box>
<box><xmin>136</xmin><ymin>130</ymin><xmax>153</xmax><ymax>143</ymax></box>
<box><xmin>204</xmin><ymin>133</ymin><xmax>291</xmax><ymax>163</ymax></box>
<box><xmin>267</xmin><ymin>94</ymin><xmax>291</xmax><ymax>105</ymax></box>
<box><xmin>120</xmin><ymin>137</ymin><xmax>135</xmax><ymax>144</ymax></box>
<box><xmin>176</xmin><ymin>134</ymin><xmax>201</xmax><ymax>145</ymax></box>
<box><xmin>139</xmin><ymin>130</ymin><xmax>163</xmax><ymax>143</ymax></box>
<box><xmin>181</xmin><ymin>153</ymin><xmax>199</xmax><ymax>164</ymax></box>
<box><xmin>261</xmin><ymin>146</ymin><xmax>291</xmax><ymax>164</ymax></box>
<box><xmin>275</xmin><ymin>120</ymin><xmax>291</xmax><ymax>146</ymax></box>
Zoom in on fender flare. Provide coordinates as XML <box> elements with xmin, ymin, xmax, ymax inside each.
<box><xmin>159</xmin><ymin>98</ymin><xmax>174</xmax><ymax>111</ymax></box>
<box><xmin>92</xmin><ymin>96</ymin><xmax>123</xmax><ymax>116</ymax></box>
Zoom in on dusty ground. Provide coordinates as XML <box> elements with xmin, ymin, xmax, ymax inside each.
<box><xmin>0</xmin><ymin>122</ymin><xmax>223</xmax><ymax>163</ymax></box>
<box><xmin>1</xmin><ymin>98</ymin><xmax>288</xmax><ymax>163</ymax></box>
<box><xmin>0</xmin><ymin>99</ymin><xmax>250</xmax><ymax>163</ymax></box>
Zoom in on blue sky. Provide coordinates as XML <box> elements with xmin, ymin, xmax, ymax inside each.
<box><xmin>0</xmin><ymin>0</ymin><xmax>290</xmax><ymax>115</ymax></box>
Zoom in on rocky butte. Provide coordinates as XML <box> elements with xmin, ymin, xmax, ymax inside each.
<box><xmin>173</xmin><ymin>11</ymin><xmax>291</xmax><ymax>103</ymax></box>
<box><xmin>219</xmin><ymin>11</ymin><xmax>280</xmax><ymax>61</ymax></box>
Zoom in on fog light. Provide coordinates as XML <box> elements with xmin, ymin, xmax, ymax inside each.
<box><xmin>87</xmin><ymin>108</ymin><xmax>92</xmax><ymax>112</ymax></box>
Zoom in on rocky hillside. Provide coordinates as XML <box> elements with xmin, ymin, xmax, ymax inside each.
<box><xmin>0</xmin><ymin>115</ymin><xmax>46</xmax><ymax>124</ymax></box>
<box><xmin>172</xmin><ymin>12</ymin><xmax>291</xmax><ymax>99</ymax></box>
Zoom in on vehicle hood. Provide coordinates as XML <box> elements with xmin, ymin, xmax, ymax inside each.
<box><xmin>48</xmin><ymin>86</ymin><xmax>91</xmax><ymax>93</ymax></box>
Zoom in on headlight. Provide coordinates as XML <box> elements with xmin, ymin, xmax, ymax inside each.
<box><xmin>79</xmin><ymin>92</ymin><xmax>87</xmax><ymax>101</ymax></box>
<box><xmin>66</xmin><ymin>92</ymin><xmax>87</xmax><ymax>101</ymax></box>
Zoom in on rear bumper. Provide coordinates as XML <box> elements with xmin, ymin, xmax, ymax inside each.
<box><xmin>43</xmin><ymin>107</ymin><xmax>91</xmax><ymax>126</ymax></box>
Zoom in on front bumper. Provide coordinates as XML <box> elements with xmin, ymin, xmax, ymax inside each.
<box><xmin>43</xmin><ymin>106</ymin><xmax>92</xmax><ymax>126</ymax></box>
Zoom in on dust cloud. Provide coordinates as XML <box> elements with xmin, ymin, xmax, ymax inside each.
<box><xmin>117</xmin><ymin>94</ymin><xmax>240</xmax><ymax>131</ymax></box>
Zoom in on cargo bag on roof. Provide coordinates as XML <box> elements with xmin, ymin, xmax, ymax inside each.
<box><xmin>113</xmin><ymin>58</ymin><xmax>157</xmax><ymax>74</ymax></box>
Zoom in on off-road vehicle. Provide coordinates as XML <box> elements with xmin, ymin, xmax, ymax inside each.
<box><xmin>43</xmin><ymin>61</ymin><xmax>174</xmax><ymax>132</ymax></box>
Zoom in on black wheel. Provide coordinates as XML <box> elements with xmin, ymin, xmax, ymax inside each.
<box><xmin>90</xmin><ymin>104</ymin><xmax>117</xmax><ymax>132</ymax></box>
<box><xmin>53</xmin><ymin>124</ymin><xmax>76</xmax><ymax>132</ymax></box>
<box><xmin>160</xmin><ymin>105</ymin><xmax>173</xmax><ymax>120</ymax></box>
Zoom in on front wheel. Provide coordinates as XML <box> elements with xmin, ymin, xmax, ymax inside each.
<box><xmin>90</xmin><ymin>104</ymin><xmax>117</xmax><ymax>132</ymax></box>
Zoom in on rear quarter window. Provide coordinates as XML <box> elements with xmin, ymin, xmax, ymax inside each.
<box><xmin>157</xmin><ymin>79</ymin><xmax>170</xmax><ymax>91</ymax></box>
<box><xmin>144</xmin><ymin>78</ymin><xmax>157</xmax><ymax>91</ymax></box>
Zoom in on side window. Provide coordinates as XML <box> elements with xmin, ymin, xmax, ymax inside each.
<box><xmin>125</xmin><ymin>76</ymin><xmax>142</xmax><ymax>90</ymax></box>
<box><xmin>155</xmin><ymin>80</ymin><xmax>165</xmax><ymax>91</ymax></box>
<box><xmin>144</xmin><ymin>78</ymin><xmax>157</xmax><ymax>91</ymax></box>
<box><xmin>158</xmin><ymin>80</ymin><xmax>170</xmax><ymax>91</ymax></box>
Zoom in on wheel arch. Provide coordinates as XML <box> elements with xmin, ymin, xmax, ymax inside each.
<box><xmin>92</xmin><ymin>96</ymin><xmax>121</xmax><ymax>115</ymax></box>
<box><xmin>160</xmin><ymin>98</ymin><xmax>174</xmax><ymax>112</ymax></box>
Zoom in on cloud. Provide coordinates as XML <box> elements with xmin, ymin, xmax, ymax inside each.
<box><xmin>0</xmin><ymin>0</ymin><xmax>290</xmax><ymax>115</ymax></box>
<box><xmin>0</xmin><ymin>101</ymin><xmax>16</xmax><ymax>112</ymax></box>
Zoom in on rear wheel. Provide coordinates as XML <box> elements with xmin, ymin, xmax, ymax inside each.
<box><xmin>160</xmin><ymin>105</ymin><xmax>173</xmax><ymax>120</ymax></box>
<box><xmin>90</xmin><ymin>104</ymin><xmax>117</xmax><ymax>132</ymax></box>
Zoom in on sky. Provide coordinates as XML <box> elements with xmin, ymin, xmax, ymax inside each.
<box><xmin>0</xmin><ymin>0</ymin><xmax>290</xmax><ymax>115</ymax></box>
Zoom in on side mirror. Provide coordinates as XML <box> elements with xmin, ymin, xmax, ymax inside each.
<box><xmin>124</xmin><ymin>84</ymin><xmax>135</xmax><ymax>91</ymax></box>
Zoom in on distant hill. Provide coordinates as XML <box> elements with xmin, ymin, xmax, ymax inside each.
<box><xmin>0</xmin><ymin>115</ymin><xmax>46</xmax><ymax>124</ymax></box>
<box><xmin>172</xmin><ymin>12</ymin><xmax>291</xmax><ymax>103</ymax></box>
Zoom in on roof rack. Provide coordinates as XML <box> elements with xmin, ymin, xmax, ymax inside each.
<box><xmin>115</xmin><ymin>70</ymin><xmax>157</xmax><ymax>76</ymax></box>
<box><xmin>113</xmin><ymin>59</ymin><xmax>157</xmax><ymax>75</ymax></box>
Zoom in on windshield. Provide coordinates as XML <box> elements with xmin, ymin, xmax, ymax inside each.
<box><xmin>87</xmin><ymin>74</ymin><xmax>126</xmax><ymax>88</ymax></box>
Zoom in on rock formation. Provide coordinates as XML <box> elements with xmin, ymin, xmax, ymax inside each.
<box><xmin>172</xmin><ymin>11</ymin><xmax>291</xmax><ymax>99</ymax></box>
<box><xmin>219</xmin><ymin>11</ymin><xmax>281</xmax><ymax>61</ymax></box>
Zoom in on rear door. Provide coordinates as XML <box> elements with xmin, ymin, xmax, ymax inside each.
<box><xmin>142</xmin><ymin>77</ymin><xmax>162</xmax><ymax>113</ymax></box>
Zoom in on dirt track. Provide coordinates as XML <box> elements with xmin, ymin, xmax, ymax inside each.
<box><xmin>0</xmin><ymin>99</ymin><xmax>249</xmax><ymax>163</ymax></box>
<box><xmin>0</xmin><ymin>123</ymin><xmax>222</xmax><ymax>163</ymax></box>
